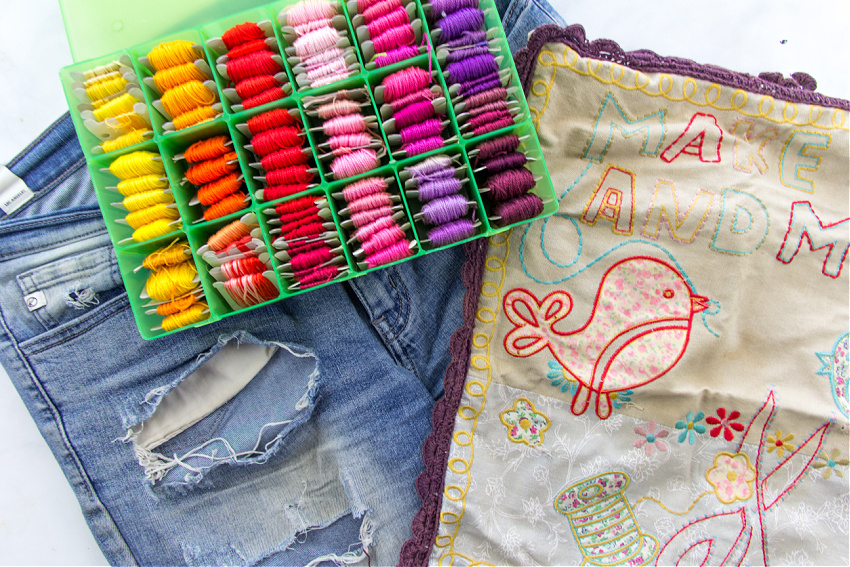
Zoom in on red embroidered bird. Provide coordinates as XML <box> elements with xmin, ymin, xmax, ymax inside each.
<box><xmin>503</xmin><ymin>256</ymin><xmax>709</xmax><ymax>419</ymax></box>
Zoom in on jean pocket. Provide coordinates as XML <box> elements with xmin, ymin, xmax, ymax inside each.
<box><xmin>15</xmin><ymin>242</ymin><xmax>124</xmax><ymax>332</ymax></box>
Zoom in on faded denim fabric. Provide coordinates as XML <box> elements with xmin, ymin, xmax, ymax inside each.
<box><xmin>0</xmin><ymin>1</ymin><xmax>565</xmax><ymax>565</ymax></box>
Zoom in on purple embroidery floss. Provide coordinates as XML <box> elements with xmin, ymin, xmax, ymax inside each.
<box><xmin>494</xmin><ymin>193</ymin><xmax>544</xmax><ymax>226</ymax></box>
<box><xmin>458</xmin><ymin>72</ymin><xmax>502</xmax><ymax>97</ymax></box>
<box><xmin>428</xmin><ymin>218</ymin><xmax>476</xmax><ymax>246</ymax></box>
<box><xmin>446</xmin><ymin>54</ymin><xmax>499</xmax><ymax>84</ymax></box>
<box><xmin>437</xmin><ymin>8</ymin><xmax>485</xmax><ymax>42</ymax></box>
<box><xmin>418</xmin><ymin>176</ymin><xmax>462</xmax><ymax>201</ymax></box>
<box><xmin>421</xmin><ymin>193</ymin><xmax>469</xmax><ymax>225</ymax></box>
<box><xmin>488</xmin><ymin>167</ymin><xmax>535</xmax><ymax>201</ymax></box>
<box><xmin>481</xmin><ymin>151</ymin><xmax>527</xmax><ymax>175</ymax></box>
<box><xmin>407</xmin><ymin>154</ymin><xmax>453</xmax><ymax>178</ymax></box>
<box><xmin>400</xmin><ymin>119</ymin><xmax>444</xmax><ymax>144</ymax></box>
<box><xmin>445</xmin><ymin>43</ymin><xmax>491</xmax><ymax>63</ymax></box>
<box><xmin>432</xmin><ymin>0</ymin><xmax>479</xmax><ymax>16</ymax></box>
<box><xmin>476</xmin><ymin>134</ymin><xmax>520</xmax><ymax>161</ymax></box>
<box><xmin>444</xmin><ymin>30</ymin><xmax>487</xmax><ymax>49</ymax></box>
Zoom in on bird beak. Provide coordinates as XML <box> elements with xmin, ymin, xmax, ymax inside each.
<box><xmin>691</xmin><ymin>295</ymin><xmax>710</xmax><ymax>313</ymax></box>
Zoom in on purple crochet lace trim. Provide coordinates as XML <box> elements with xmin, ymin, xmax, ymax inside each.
<box><xmin>514</xmin><ymin>24</ymin><xmax>848</xmax><ymax>110</ymax></box>
<box><xmin>397</xmin><ymin>23</ymin><xmax>849</xmax><ymax>567</ymax></box>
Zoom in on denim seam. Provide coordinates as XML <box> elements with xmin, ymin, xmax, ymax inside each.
<box><xmin>503</xmin><ymin>0</ymin><xmax>523</xmax><ymax>36</ymax></box>
<box><xmin>22</xmin><ymin>296</ymin><xmax>130</xmax><ymax>356</ymax></box>
<box><xmin>0</xmin><ymin>224</ymin><xmax>107</xmax><ymax>261</ymax></box>
<box><xmin>386</xmin><ymin>270</ymin><xmax>423</xmax><ymax>383</ymax></box>
<box><xmin>2</xmin><ymin>156</ymin><xmax>88</xmax><ymax>222</ymax></box>
<box><xmin>0</xmin><ymin>210</ymin><xmax>101</xmax><ymax>235</ymax></box>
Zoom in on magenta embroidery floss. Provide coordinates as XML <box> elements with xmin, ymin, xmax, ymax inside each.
<box><xmin>280</xmin><ymin>0</ymin><xmax>360</xmax><ymax>91</ymax></box>
<box><xmin>377</xmin><ymin>64</ymin><xmax>453</xmax><ymax>158</ymax></box>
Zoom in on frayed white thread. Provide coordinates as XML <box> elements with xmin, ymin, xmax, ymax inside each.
<box><xmin>65</xmin><ymin>284</ymin><xmax>99</xmax><ymax>309</ymax></box>
<box><xmin>135</xmin><ymin>419</ymin><xmax>294</xmax><ymax>483</ymax></box>
<box><xmin>143</xmin><ymin>385</ymin><xmax>171</xmax><ymax>405</ymax></box>
<box><xmin>303</xmin><ymin>515</ymin><xmax>375</xmax><ymax>567</ymax></box>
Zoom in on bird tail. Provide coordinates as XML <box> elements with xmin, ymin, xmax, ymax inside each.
<box><xmin>503</xmin><ymin>288</ymin><xmax>573</xmax><ymax>358</ymax></box>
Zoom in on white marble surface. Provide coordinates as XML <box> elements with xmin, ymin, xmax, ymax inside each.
<box><xmin>0</xmin><ymin>0</ymin><xmax>847</xmax><ymax>564</ymax></box>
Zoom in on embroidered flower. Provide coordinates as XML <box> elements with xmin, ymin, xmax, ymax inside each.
<box><xmin>500</xmin><ymin>398</ymin><xmax>551</xmax><ymax>446</ymax></box>
<box><xmin>547</xmin><ymin>360</ymin><xmax>579</xmax><ymax>394</ymax></box>
<box><xmin>813</xmin><ymin>449</ymin><xmax>850</xmax><ymax>479</ymax></box>
<box><xmin>634</xmin><ymin>421</ymin><xmax>669</xmax><ymax>457</ymax></box>
<box><xmin>705</xmin><ymin>452</ymin><xmax>757</xmax><ymax>504</ymax></box>
<box><xmin>675</xmin><ymin>411</ymin><xmax>706</xmax><ymax>444</ymax></box>
<box><xmin>610</xmin><ymin>389</ymin><xmax>634</xmax><ymax>409</ymax></box>
<box><xmin>766</xmin><ymin>429</ymin><xmax>796</xmax><ymax>458</ymax></box>
<box><xmin>705</xmin><ymin>408</ymin><xmax>745</xmax><ymax>441</ymax></box>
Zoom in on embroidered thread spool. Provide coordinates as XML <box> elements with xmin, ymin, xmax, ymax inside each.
<box><xmin>554</xmin><ymin>472</ymin><xmax>659</xmax><ymax>566</ymax></box>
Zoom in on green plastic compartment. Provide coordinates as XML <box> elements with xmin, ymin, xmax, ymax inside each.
<box><xmin>60</xmin><ymin>0</ymin><xmax>558</xmax><ymax>339</ymax></box>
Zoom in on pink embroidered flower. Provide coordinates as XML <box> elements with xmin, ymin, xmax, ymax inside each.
<box><xmin>705</xmin><ymin>408</ymin><xmax>745</xmax><ymax>441</ymax></box>
<box><xmin>705</xmin><ymin>452</ymin><xmax>757</xmax><ymax>504</ymax></box>
<box><xmin>634</xmin><ymin>421</ymin><xmax>669</xmax><ymax>457</ymax></box>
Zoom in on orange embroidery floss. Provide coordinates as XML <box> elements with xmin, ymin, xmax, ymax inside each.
<box><xmin>147</xmin><ymin>40</ymin><xmax>202</xmax><ymax>71</ymax></box>
<box><xmin>203</xmin><ymin>192</ymin><xmax>248</xmax><ymax>221</ymax></box>
<box><xmin>185</xmin><ymin>151</ymin><xmax>239</xmax><ymax>185</ymax></box>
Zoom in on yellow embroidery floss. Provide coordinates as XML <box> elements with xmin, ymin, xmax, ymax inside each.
<box><xmin>161</xmin><ymin>302</ymin><xmax>209</xmax><ymax>332</ymax></box>
<box><xmin>125</xmin><ymin>203</ymin><xmax>180</xmax><ymax>230</ymax></box>
<box><xmin>132</xmin><ymin>218</ymin><xmax>179</xmax><ymax>243</ymax></box>
<box><xmin>101</xmin><ymin>129</ymin><xmax>151</xmax><ymax>154</ymax></box>
<box><xmin>85</xmin><ymin>72</ymin><xmax>129</xmax><ymax>102</ymax></box>
<box><xmin>148</xmin><ymin>40</ymin><xmax>201</xmax><ymax>71</ymax></box>
<box><xmin>107</xmin><ymin>112</ymin><xmax>150</xmax><ymax>133</ymax></box>
<box><xmin>109</xmin><ymin>151</ymin><xmax>165</xmax><ymax>179</ymax></box>
<box><xmin>173</xmin><ymin>106</ymin><xmax>218</xmax><ymax>130</ymax></box>
<box><xmin>123</xmin><ymin>188</ymin><xmax>174</xmax><ymax>212</ymax></box>
<box><xmin>160</xmin><ymin>80</ymin><xmax>217</xmax><ymax>118</ymax></box>
<box><xmin>82</xmin><ymin>60</ymin><xmax>122</xmax><ymax>80</ymax></box>
<box><xmin>145</xmin><ymin>261</ymin><xmax>198</xmax><ymax>301</ymax></box>
<box><xmin>116</xmin><ymin>174</ymin><xmax>168</xmax><ymax>196</ymax></box>
<box><xmin>143</xmin><ymin>240</ymin><xmax>191</xmax><ymax>271</ymax></box>
<box><xmin>153</xmin><ymin>63</ymin><xmax>208</xmax><ymax>93</ymax></box>
<box><xmin>92</xmin><ymin>93</ymin><xmax>140</xmax><ymax>121</ymax></box>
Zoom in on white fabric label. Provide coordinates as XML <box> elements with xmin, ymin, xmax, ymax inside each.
<box><xmin>0</xmin><ymin>166</ymin><xmax>34</xmax><ymax>215</ymax></box>
<box><xmin>24</xmin><ymin>291</ymin><xmax>46</xmax><ymax>312</ymax></box>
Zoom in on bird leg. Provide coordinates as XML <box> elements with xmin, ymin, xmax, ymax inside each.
<box><xmin>570</xmin><ymin>384</ymin><xmax>592</xmax><ymax>416</ymax></box>
<box><xmin>596</xmin><ymin>391</ymin><xmax>613</xmax><ymax>420</ymax></box>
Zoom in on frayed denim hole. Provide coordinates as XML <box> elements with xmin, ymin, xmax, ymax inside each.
<box><xmin>124</xmin><ymin>331</ymin><xmax>320</xmax><ymax>490</ymax></box>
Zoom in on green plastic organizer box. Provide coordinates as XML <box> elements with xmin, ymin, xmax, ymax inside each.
<box><xmin>59</xmin><ymin>0</ymin><xmax>558</xmax><ymax>339</ymax></box>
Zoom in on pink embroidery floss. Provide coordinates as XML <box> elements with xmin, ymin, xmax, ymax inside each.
<box><xmin>331</xmin><ymin>148</ymin><xmax>380</xmax><ymax>179</ymax></box>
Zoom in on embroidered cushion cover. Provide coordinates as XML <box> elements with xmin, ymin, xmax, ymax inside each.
<box><xmin>401</xmin><ymin>25</ymin><xmax>850</xmax><ymax>566</ymax></box>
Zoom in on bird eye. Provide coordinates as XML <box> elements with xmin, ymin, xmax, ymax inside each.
<box><xmin>663</xmin><ymin>289</ymin><xmax>674</xmax><ymax>299</ymax></box>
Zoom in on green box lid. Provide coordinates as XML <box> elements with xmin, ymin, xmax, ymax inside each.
<box><xmin>59</xmin><ymin>0</ymin><xmax>272</xmax><ymax>62</ymax></box>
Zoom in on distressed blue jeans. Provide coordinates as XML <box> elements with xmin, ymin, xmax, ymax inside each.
<box><xmin>0</xmin><ymin>1</ymin><xmax>565</xmax><ymax>565</ymax></box>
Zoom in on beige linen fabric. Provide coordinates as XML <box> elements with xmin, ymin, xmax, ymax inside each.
<box><xmin>430</xmin><ymin>39</ymin><xmax>849</xmax><ymax>566</ymax></box>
